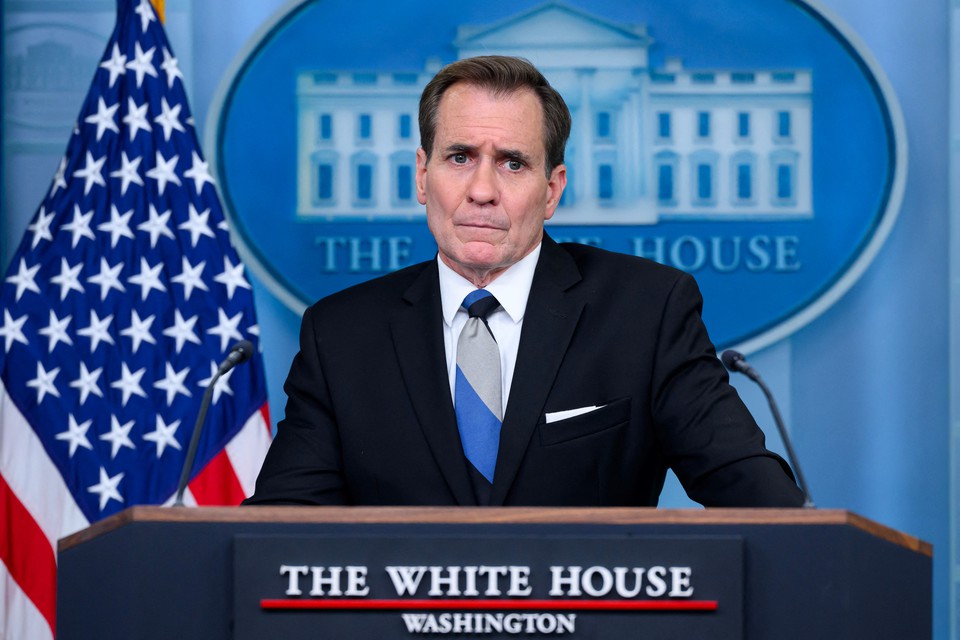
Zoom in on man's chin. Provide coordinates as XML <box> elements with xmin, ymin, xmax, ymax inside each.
<box><xmin>455</xmin><ymin>256</ymin><xmax>504</xmax><ymax>274</ymax></box>
<box><xmin>439</xmin><ymin>248</ymin><xmax>511</xmax><ymax>283</ymax></box>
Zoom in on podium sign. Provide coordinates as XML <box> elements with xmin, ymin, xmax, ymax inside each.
<box><xmin>56</xmin><ymin>507</ymin><xmax>931</xmax><ymax>639</ymax></box>
<box><xmin>234</xmin><ymin>534</ymin><xmax>744</xmax><ymax>639</ymax></box>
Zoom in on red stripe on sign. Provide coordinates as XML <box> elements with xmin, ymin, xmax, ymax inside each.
<box><xmin>189</xmin><ymin>449</ymin><xmax>246</xmax><ymax>506</ymax></box>
<box><xmin>261</xmin><ymin>599</ymin><xmax>718</xmax><ymax>612</ymax></box>
<box><xmin>0</xmin><ymin>472</ymin><xmax>57</xmax><ymax>634</ymax></box>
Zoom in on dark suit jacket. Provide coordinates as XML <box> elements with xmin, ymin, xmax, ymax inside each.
<box><xmin>246</xmin><ymin>235</ymin><xmax>804</xmax><ymax>507</ymax></box>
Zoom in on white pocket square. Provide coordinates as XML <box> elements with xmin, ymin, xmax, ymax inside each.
<box><xmin>545</xmin><ymin>405</ymin><xmax>606</xmax><ymax>423</ymax></box>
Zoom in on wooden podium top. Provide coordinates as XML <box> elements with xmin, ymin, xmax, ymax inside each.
<box><xmin>59</xmin><ymin>506</ymin><xmax>931</xmax><ymax>557</ymax></box>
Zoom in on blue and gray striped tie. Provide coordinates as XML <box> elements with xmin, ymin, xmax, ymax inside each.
<box><xmin>455</xmin><ymin>289</ymin><xmax>502</xmax><ymax>504</ymax></box>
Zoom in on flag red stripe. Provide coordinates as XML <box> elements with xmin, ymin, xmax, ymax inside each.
<box><xmin>189</xmin><ymin>449</ymin><xmax>246</xmax><ymax>506</ymax></box>
<box><xmin>0</xmin><ymin>472</ymin><xmax>57</xmax><ymax>634</ymax></box>
<box><xmin>260</xmin><ymin>598</ymin><xmax>719</xmax><ymax>612</ymax></box>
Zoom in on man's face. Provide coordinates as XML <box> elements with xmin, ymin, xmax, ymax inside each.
<box><xmin>416</xmin><ymin>83</ymin><xmax>566</xmax><ymax>287</ymax></box>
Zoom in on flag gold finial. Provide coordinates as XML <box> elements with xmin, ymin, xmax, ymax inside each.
<box><xmin>150</xmin><ymin>0</ymin><xmax>165</xmax><ymax>23</ymax></box>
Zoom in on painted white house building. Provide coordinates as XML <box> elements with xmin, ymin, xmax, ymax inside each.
<box><xmin>296</xmin><ymin>2</ymin><xmax>813</xmax><ymax>224</ymax></box>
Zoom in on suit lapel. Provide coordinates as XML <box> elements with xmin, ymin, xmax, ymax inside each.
<box><xmin>490</xmin><ymin>237</ymin><xmax>584</xmax><ymax>505</ymax></box>
<box><xmin>390</xmin><ymin>261</ymin><xmax>476</xmax><ymax>505</ymax></box>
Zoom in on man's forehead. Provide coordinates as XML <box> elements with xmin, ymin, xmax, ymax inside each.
<box><xmin>434</xmin><ymin>84</ymin><xmax>545</xmax><ymax>150</ymax></box>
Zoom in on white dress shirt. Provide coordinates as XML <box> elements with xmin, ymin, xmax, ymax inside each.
<box><xmin>438</xmin><ymin>243</ymin><xmax>542</xmax><ymax>415</ymax></box>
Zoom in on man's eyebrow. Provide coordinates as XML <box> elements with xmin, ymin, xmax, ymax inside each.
<box><xmin>498</xmin><ymin>148</ymin><xmax>534</xmax><ymax>165</ymax></box>
<box><xmin>441</xmin><ymin>143</ymin><xmax>476</xmax><ymax>155</ymax></box>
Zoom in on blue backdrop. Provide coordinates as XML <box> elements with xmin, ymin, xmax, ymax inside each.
<box><xmin>1</xmin><ymin>0</ymin><xmax>952</xmax><ymax>637</ymax></box>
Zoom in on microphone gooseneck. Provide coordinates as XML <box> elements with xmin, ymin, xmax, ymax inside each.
<box><xmin>721</xmin><ymin>349</ymin><xmax>815</xmax><ymax>508</ymax></box>
<box><xmin>173</xmin><ymin>341</ymin><xmax>255</xmax><ymax>506</ymax></box>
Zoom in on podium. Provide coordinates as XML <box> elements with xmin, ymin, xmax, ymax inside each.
<box><xmin>57</xmin><ymin>507</ymin><xmax>930</xmax><ymax>639</ymax></box>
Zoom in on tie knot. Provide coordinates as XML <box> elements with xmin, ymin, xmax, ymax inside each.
<box><xmin>462</xmin><ymin>290</ymin><xmax>501</xmax><ymax>320</ymax></box>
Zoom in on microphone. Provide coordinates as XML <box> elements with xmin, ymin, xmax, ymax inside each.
<box><xmin>720</xmin><ymin>349</ymin><xmax>759</xmax><ymax>382</ymax></box>
<box><xmin>721</xmin><ymin>349</ymin><xmax>815</xmax><ymax>508</ymax></box>
<box><xmin>173</xmin><ymin>341</ymin><xmax>255</xmax><ymax>506</ymax></box>
<box><xmin>217</xmin><ymin>339</ymin><xmax>254</xmax><ymax>374</ymax></box>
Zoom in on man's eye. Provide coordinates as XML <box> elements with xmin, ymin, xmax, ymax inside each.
<box><xmin>506</xmin><ymin>160</ymin><xmax>524</xmax><ymax>171</ymax></box>
<box><xmin>452</xmin><ymin>153</ymin><xmax>468</xmax><ymax>164</ymax></box>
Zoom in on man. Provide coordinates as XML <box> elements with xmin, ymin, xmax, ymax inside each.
<box><xmin>245</xmin><ymin>56</ymin><xmax>804</xmax><ymax>507</ymax></box>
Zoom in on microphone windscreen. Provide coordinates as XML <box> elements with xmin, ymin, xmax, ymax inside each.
<box><xmin>720</xmin><ymin>349</ymin><xmax>743</xmax><ymax>371</ymax></box>
<box><xmin>231</xmin><ymin>340</ymin><xmax>255</xmax><ymax>364</ymax></box>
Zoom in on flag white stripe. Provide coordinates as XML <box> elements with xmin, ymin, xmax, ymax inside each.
<box><xmin>0</xmin><ymin>381</ymin><xmax>88</xmax><ymax>551</ymax></box>
<box><xmin>1</xmin><ymin>564</ymin><xmax>54</xmax><ymax>640</ymax></box>
<box><xmin>224</xmin><ymin>408</ymin><xmax>270</xmax><ymax>497</ymax></box>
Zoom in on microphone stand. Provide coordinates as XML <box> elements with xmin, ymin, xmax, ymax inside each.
<box><xmin>722</xmin><ymin>350</ymin><xmax>815</xmax><ymax>508</ymax></box>
<box><xmin>173</xmin><ymin>340</ymin><xmax>253</xmax><ymax>506</ymax></box>
<box><xmin>749</xmin><ymin>373</ymin><xmax>815</xmax><ymax>508</ymax></box>
<box><xmin>173</xmin><ymin>375</ymin><xmax>219</xmax><ymax>507</ymax></box>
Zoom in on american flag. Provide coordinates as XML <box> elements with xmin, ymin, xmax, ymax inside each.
<box><xmin>0</xmin><ymin>0</ymin><xmax>271</xmax><ymax>637</ymax></box>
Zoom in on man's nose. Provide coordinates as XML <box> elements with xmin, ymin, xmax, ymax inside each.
<box><xmin>467</xmin><ymin>159</ymin><xmax>499</xmax><ymax>205</ymax></box>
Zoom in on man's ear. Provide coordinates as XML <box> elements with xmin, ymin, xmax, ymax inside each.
<box><xmin>543</xmin><ymin>164</ymin><xmax>567</xmax><ymax>221</ymax></box>
<box><xmin>416</xmin><ymin>147</ymin><xmax>428</xmax><ymax>205</ymax></box>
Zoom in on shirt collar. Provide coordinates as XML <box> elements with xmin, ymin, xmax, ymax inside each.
<box><xmin>438</xmin><ymin>242</ymin><xmax>542</xmax><ymax>327</ymax></box>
